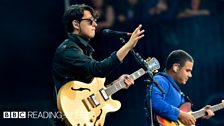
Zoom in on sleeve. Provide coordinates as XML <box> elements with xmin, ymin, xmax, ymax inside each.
<box><xmin>62</xmin><ymin>46</ymin><xmax>121</xmax><ymax>77</ymax></box>
<box><xmin>146</xmin><ymin>76</ymin><xmax>180</xmax><ymax>121</ymax></box>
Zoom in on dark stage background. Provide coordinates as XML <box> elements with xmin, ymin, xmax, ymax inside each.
<box><xmin>0</xmin><ymin>0</ymin><xmax>223</xmax><ymax>126</ymax></box>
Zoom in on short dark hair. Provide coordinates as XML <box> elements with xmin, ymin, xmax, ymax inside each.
<box><xmin>165</xmin><ymin>49</ymin><xmax>194</xmax><ymax>69</ymax></box>
<box><xmin>63</xmin><ymin>4</ymin><xmax>97</xmax><ymax>33</ymax></box>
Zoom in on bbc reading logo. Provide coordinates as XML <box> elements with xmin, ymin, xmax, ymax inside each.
<box><xmin>3</xmin><ymin>111</ymin><xmax>62</xmax><ymax>119</ymax></box>
<box><xmin>3</xmin><ymin>111</ymin><xmax>26</xmax><ymax>119</ymax></box>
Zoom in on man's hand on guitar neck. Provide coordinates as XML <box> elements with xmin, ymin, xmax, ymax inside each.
<box><xmin>119</xmin><ymin>74</ymin><xmax>134</xmax><ymax>89</ymax></box>
<box><xmin>201</xmin><ymin>105</ymin><xmax>215</xmax><ymax>119</ymax></box>
<box><xmin>106</xmin><ymin>74</ymin><xmax>134</xmax><ymax>89</ymax></box>
<box><xmin>179</xmin><ymin>110</ymin><xmax>196</xmax><ymax>125</ymax></box>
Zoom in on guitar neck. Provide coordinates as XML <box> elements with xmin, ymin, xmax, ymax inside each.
<box><xmin>192</xmin><ymin>102</ymin><xmax>224</xmax><ymax>119</ymax></box>
<box><xmin>105</xmin><ymin>68</ymin><xmax>146</xmax><ymax>96</ymax></box>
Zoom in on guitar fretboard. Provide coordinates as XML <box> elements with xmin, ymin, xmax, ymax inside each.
<box><xmin>192</xmin><ymin>102</ymin><xmax>224</xmax><ymax>119</ymax></box>
<box><xmin>105</xmin><ymin>68</ymin><xmax>145</xmax><ymax>96</ymax></box>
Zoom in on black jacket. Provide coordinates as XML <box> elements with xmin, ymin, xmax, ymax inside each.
<box><xmin>52</xmin><ymin>34</ymin><xmax>121</xmax><ymax>91</ymax></box>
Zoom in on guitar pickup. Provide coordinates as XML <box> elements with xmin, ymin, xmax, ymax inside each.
<box><xmin>88</xmin><ymin>94</ymin><xmax>100</xmax><ymax>107</ymax></box>
<box><xmin>82</xmin><ymin>99</ymin><xmax>91</xmax><ymax>112</ymax></box>
<box><xmin>99</xmin><ymin>88</ymin><xmax>109</xmax><ymax>101</ymax></box>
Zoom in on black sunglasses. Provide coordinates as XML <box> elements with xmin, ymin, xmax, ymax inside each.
<box><xmin>80</xmin><ymin>18</ymin><xmax>97</xmax><ymax>25</ymax></box>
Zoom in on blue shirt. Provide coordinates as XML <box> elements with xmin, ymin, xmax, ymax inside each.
<box><xmin>145</xmin><ymin>72</ymin><xmax>185</xmax><ymax>125</ymax></box>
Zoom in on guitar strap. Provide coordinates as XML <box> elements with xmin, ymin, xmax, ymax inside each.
<box><xmin>157</xmin><ymin>72</ymin><xmax>193</xmax><ymax>105</ymax></box>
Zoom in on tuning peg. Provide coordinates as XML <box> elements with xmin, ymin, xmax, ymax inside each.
<box><xmin>153</xmin><ymin>70</ymin><xmax>158</xmax><ymax>73</ymax></box>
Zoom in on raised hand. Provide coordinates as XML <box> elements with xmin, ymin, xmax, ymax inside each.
<box><xmin>126</xmin><ymin>24</ymin><xmax>145</xmax><ymax>49</ymax></box>
<box><xmin>116</xmin><ymin>24</ymin><xmax>145</xmax><ymax>62</ymax></box>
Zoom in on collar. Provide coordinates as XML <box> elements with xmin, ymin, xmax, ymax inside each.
<box><xmin>158</xmin><ymin>72</ymin><xmax>193</xmax><ymax>104</ymax></box>
<box><xmin>68</xmin><ymin>33</ymin><xmax>90</xmax><ymax>46</ymax></box>
<box><xmin>158</xmin><ymin>72</ymin><xmax>177</xmax><ymax>85</ymax></box>
<box><xmin>68</xmin><ymin>33</ymin><xmax>95</xmax><ymax>53</ymax></box>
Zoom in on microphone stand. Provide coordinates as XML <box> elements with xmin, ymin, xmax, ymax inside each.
<box><xmin>119</xmin><ymin>38</ymin><xmax>165</xmax><ymax>126</ymax></box>
<box><xmin>119</xmin><ymin>38</ymin><xmax>164</xmax><ymax>93</ymax></box>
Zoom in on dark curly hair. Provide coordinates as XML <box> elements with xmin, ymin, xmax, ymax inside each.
<box><xmin>63</xmin><ymin>4</ymin><xmax>97</xmax><ymax>33</ymax></box>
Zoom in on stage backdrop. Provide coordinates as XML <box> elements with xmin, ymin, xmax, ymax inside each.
<box><xmin>0</xmin><ymin>0</ymin><xmax>223</xmax><ymax>126</ymax></box>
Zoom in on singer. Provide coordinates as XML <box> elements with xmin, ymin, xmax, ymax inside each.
<box><xmin>52</xmin><ymin>4</ymin><xmax>144</xmax><ymax>126</ymax></box>
<box><xmin>144</xmin><ymin>49</ymin><xmax>214</xmax><ymax>126</ymax></box>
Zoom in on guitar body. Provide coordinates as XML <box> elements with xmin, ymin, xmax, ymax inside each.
<box><xmin>56</xmin><ymin>58</ymin><xmax>160</xmax><ymax>126</ymax></box>
<box><xmin>155</xmin><ymin>100</ymin><xmax>224</xmax><ymax>126</ymax></box>
<box><xmin>156</xmin><ymin>116</ymin><xmax>179</xmax><ymax>126</ymax></box>
<box><xmin>156</xmin><ymin>102</ymin><xmax>195</xmax><ymax>126</ymax></box>
<box><xmin>57</xmin><ymin>77</ymin><xmax>121</xmax><ymax>126</ymax></box>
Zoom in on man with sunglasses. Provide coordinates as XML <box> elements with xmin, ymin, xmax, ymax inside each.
<box><xmin>52</xmin><ymin>4</ymin><xmax>144</xmax><ymax>126</ymax></box>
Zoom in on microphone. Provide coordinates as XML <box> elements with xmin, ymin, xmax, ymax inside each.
<box><xmin>102</xmin><ymin>29</ymin><xmax>132</xmax><ymax>37</ymax></box>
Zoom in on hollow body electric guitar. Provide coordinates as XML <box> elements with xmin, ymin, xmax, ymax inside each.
<box><xmin>155</xmin><ymin>100</ymin><xmax>224</xmax><ymax>126</ymax></box>
<box><xmin>57</xmin><ymin>57</ymin><xmax>160</xmax><ymax>126</ymax></box>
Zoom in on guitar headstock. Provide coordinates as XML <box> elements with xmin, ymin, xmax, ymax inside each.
<box><xmin>145</xmin><ymin>57</ymin><xmax>160</xmax><ymax>73</ymax></box>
